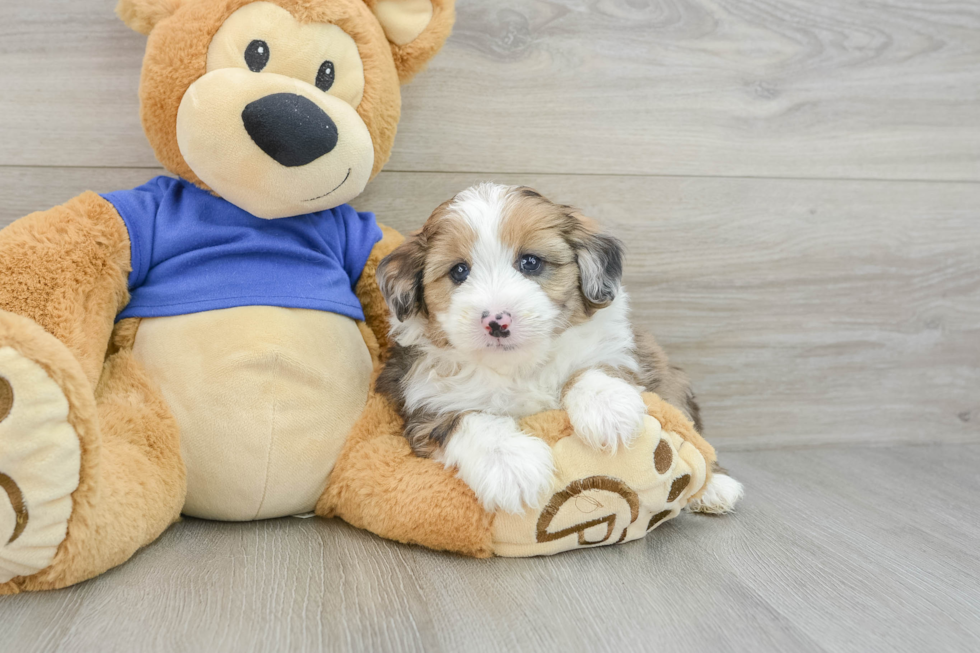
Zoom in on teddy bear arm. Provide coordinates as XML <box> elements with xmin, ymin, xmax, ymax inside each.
<box><xmin>354</xmin><ymin>223</ymin><xmax>405</xmax><ymax>357</ymax></box>
<box><xmin>0</xmin><ymin>192</ymin><xmax>132</xmax><ymax>387</ymax></box>
<box><xmin>321</xmin><ymin>390</ymin><xmax>714</xmax><ymax>559</ymax></box>
<box><xmin>491</xmin><ymin>395</ymin><xmax>714</xmax><ymax>556</ymax></box>
<box><xmin>640</xmin><ymin>394</ymin><xmax>716</xmax><ymax>501</ymax></box>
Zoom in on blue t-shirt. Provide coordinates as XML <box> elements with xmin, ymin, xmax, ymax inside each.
<box><xmin>103</xmin><ymin>176</ymin><xmax>382</xmax><ymax>321</ymax></box>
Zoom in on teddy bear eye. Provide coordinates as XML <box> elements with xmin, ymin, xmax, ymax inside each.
<box><xmin>245</xmin><ymin>40</ymin><xmax>270</xmax><ymax>72</ymax></box>
<box><xmin>316</xmin><ymin>60</ymin><xmax>335</xmax><ymax>92</ymax></box>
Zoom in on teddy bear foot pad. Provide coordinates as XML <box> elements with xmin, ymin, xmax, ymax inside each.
<box><xmin>0</xmin><ymin>346</ymin><xmax>81</xmax><ymax>583</ymax></box>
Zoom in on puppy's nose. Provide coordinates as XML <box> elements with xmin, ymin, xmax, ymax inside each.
<box><xmin>482</xmin><ymin>311</ymin><xmax>512</xmax><ymax>338</ymax></box>
<box><xmin>242</xmin><ymin>93</ymin><xmax>338</xmax><ymax>167</ymax></box>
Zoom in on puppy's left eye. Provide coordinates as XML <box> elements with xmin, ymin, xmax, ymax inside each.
<box><xmin>519</xmin><ymin>254</ymin><xmax>543</xmax><ymax>275</ymax></box>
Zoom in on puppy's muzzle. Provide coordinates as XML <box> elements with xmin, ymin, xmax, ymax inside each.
<box><xmin>482</xmin><ymin>311</ymin><xmax>512</xmax><ymax>338</ymax></box>
<box><xmin>242</xmin><ymin>93</ymin><xmax>339</xmax><ymax>167</ymax></box>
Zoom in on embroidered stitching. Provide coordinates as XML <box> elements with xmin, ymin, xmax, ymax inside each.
<box><xmin>535</xmin><ymin>476</ymin><xmax>640</xmax><ymax>546</ymax></box>
<box><xmin>0</xmin><ymin>473</ymin><xmax>28</xmax><ymax>544</ymax></box>
<box><xmin>0</xmin><ymin>376</ymin><xmax>11</xmax><ymax>422</ymax></box>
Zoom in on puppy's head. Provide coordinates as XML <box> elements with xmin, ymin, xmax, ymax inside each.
<box><xmin>377</xmin><ymin>184</ymin><xmax>624</xmax><ymax>361</ymax></box>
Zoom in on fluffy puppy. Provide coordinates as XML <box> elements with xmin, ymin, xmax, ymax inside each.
<box><xmin>376</xmin><ymin>183</ymin><xmax>743</xmax><ymax>514</ymax></box>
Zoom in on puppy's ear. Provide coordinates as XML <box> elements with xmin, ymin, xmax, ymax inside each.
<box><xmin>377</xmin><ymin>232</ymin><xmax>428</xmax><ymax>321</ymax></box>
<box><xmin>566</xmin><ymin>213</ymin><xmax>625</xmax><ymax>313</ymax></box>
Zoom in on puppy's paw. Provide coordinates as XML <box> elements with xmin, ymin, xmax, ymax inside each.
<box><xmin>438</xmin><ymin>413</ymin><xmax>555</xmax><ymax>514</ymax></box>
<box><xmin>564</xmin><ymin>369</ymin><xmax>646</xmax><ymax>454</ymax></box>
<box><xmin>687</xmin><ymin>473</ymin><xmax>744</xmax><ymax>514</ymax></box>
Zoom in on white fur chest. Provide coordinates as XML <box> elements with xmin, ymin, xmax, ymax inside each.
<box><xmin>405</xmin><ymin>366</ymin><xmax>563</xmax><ymax>417</ymax></box>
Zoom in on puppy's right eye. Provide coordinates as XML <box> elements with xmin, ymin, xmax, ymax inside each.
<box><xmin>519</xmin><ymin>254</ymin><xmax>543</xmax><ymax>275</ymax></box>
<box><xmin>245</xmin><ymin>40</ymin><xmax>270</xmax><ymax>72</ymax></box>
<box><xmin>449</xmin><ymin>262</ymin><xmax>470</xmax><ymax>284</ymax></box>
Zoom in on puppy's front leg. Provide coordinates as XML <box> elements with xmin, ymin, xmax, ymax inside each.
<box><xmin>562</xmin><ymin>368</ymin><xmax>647</xmax><ymax>453</ymax></box>
<box><xmin>429</xmin><ymin>412</ymin><xmax>555</xmax><ymax>514</ymax></box>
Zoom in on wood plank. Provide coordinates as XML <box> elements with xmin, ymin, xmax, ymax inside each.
<box><xmin>1</xmin><ymin>166</ymin><xmax>978</xmax><ymax>449</ymax></box>
<box><xmin>0</xmin><ymin>518</ymin><xmax>822</xmax><ymax>653</ymax></box>
<box><xmin>0</xmin><ymin>0</ymin><xmax>152</xmax><ymax>168</ymax></box>
<box><xmin>0</xmin><ymin>167</ymin><xmax>163</xmax><ymax>221</ymax></box>
<box><xmin>1</xmin><ymin>0</ymin><xmax>978</xmax><ymax>180</ymax></box>
<box><xmin>1</xmin><ymin>444</ymin><xmax>978</xmax><ymax>652</ymax></box>
<box><xmin>677</xmin><ymin>443</ymin><xmax>980</xmax><ymax>653</ymax></box>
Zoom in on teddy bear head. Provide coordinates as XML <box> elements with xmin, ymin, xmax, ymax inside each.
<box><xmin>117</xmin><ymin>0</ymin><xmax>453</xmax><ymax>218</ymax></box>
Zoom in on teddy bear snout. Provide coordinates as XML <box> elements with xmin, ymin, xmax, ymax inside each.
<box><xmin>242</xmin><ymin>93</ymin><xmax>339</xmax><ymax>167</ymax></box>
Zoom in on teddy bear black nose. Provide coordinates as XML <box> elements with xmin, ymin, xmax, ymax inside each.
<box><xmin>242</xmin><ymin>93</ymin><xmax>338</xmax><ymax>167</ymax></box>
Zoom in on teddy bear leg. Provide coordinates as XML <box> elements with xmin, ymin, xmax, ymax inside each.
<box><xmin>0</xmin><ymin>313</ymin><xmax>184</xmax><ymax>593</ymax></box>
<box><xmin>315</xmin><ymin>391</ymin><xmax>494</xmax><ymax>558</ymax></box>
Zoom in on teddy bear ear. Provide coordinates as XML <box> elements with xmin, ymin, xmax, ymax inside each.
<box><xmin>115</xmin><ymin>0</ymin><xmax>184</xmax><ymax>35</ymax></box>
<box><xmin>366</xmin><ymin>0</ymin><xmax>455</xmax><ymax>83</ymax></box>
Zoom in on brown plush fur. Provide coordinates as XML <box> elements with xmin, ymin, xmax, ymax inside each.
<box><xmin>0</xmin><ymin>192</ymin><xmax>182</xmax><ymax>593</ymax></box>
<box><xmin>316</xmin><ymin>382</ymin><xmax>494</xmax><ymax>558</ymax></box>
<box><xmin>117</xmin><ymin>0</ymin><xmax>184</xmax><ymax>34</ymax></box>
<box><xmin>361</xmin><ymin>0</ymin><xmax>455</xmax><ymax>82</ymax></box>
<box><xmin>0</xmin><ymin>193</ymin><xmax>132</xmax><ymax>389</ymax></box>
<box><xmin>354</xmin><ymin>224</ymin><xmax>406</xmax><ymax>358</ymax></box>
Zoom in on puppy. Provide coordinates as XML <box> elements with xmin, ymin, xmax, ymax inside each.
<box><xmin>376</xmin><ymin>184</ymin><xmax>743</xmax><ymax>514</ymax></box>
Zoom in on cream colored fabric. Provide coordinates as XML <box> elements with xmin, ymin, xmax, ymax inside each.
<box><xmin>492</xmin><ymin>416</ymin><xmax>706</xmax><ymax>557</ymax></box>
<box><xmin>0</xmin><ymin>347</ymin><xmax>80</xmax><ymax>583</ymax></box>
<box><xmin>208</xmin><ymin>3</ymin><xmax>365</xmax><ymax>108</ymax></box>
<box><xmin>132</xmin><ymin>307</ymin><xmax>372</xmax><ymax>521</ymax></box>
<box><xmin>373</xmin><ymin>0</ymin><xmax>434</xmax><ymax>46</ymax></box>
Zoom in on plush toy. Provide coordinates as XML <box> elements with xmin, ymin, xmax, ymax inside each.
<box><xmin>0</xmin><ymin>0</ymin><xmax>715</xmax><ymax>593</ymax></box>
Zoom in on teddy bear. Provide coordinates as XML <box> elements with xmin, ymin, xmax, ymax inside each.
<box><xmin>0</xmin><ymin>0</ymin><xmax>716</xmax><ymax>593</ymax></box>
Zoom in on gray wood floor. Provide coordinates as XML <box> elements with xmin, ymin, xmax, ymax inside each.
<box><xmin>2</xmin><ymin>444</ymin><xmax>978</xmax><ymax>652</ymax></box>
<box><xmin>1</xmin><ymin>0</ymin><xmax>979</xmax><ymax>651</ymax></box>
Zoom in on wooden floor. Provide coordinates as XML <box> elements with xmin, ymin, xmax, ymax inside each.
<box><xmin>2</xmin><ymin>444</ymin><xmax>979</xmax><ymax>652</ymax></box>
<box><xmin>1</xmin><ymin>0</ymin><xmax>978</xmax><ymax>651</ymax></box>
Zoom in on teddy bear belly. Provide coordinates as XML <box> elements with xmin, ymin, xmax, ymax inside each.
<box><xmin>131</xmin><ymin>306</ymin><xmax>373</xmax><ymax>521</ymax></box>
